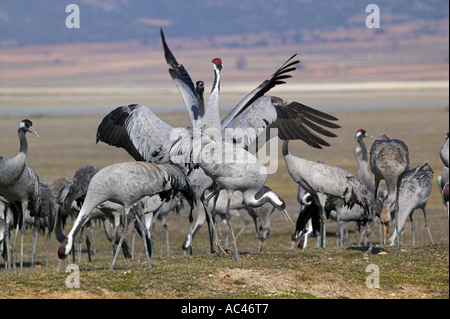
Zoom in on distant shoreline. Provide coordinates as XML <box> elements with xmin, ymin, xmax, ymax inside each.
<box><xmin>1</xmin><ymin>81</ymin><xmax>448</xmax><ymax>116</ymax></box>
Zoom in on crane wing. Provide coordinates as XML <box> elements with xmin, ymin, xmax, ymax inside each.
<box><xmin>96</xmin><ymin>104</ymin><xmax>174</xmax><ymax>163</ymax></box>
<box><xmin>221</xmin><ymin>54</ymin><xmax>300</xmax><ymax>129</ymax></box>
<box><xmin>64</xmin><ymin>165</ymin><xmax>98</xmax><ymax>209</ymax></box>
<box><xmin>160</xmin><ymin>28</ymin><xmax>199</xmax><ymax>123</ymax></box>
<box><xmin>224</xmin><ymin>96</ymin><xmax>340</xmax><ymax>153</ymax></box>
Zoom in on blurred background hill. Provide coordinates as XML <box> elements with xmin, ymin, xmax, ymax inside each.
<box><xmin>0</xmin><ymin>0</ymin><xmax>448</xmax><ymax>112</ymax></box>
<box><xmin>1</xmin><ymin>0</ymin><xmax>448</xmax><ymax>47</ymax></box>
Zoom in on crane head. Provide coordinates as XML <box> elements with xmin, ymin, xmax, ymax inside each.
<box><xmin>57</xmin><ymin>237</ymin><xmax>72</xmax><ymax>260</ymax></box>
<box><xmin>212</xmin><ymin>58</ymin><xmax>223</xmax><ymax>71</ymax></box>
<box><xmin>355</xmin><ymin>128</ymin><xmax>375</xmax><ymax>141</ymax></box>
<box><xmin>212</xmin><ymin>58</ymin><xmax>222</xmax><ymax>66</ymax></box>
<box><xmin>18</xmin><ymin>119</ymin><xmax>39</xmax><ymax>138</ymax></box>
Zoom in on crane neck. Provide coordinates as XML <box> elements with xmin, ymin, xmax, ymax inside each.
<box><xmin>203</xmin><ymin>67</ymin><xmax>222</xmax><ymax>130</ymax></box>
<box><xmin>282</xmin><ymin>140</ymin><xmax>289</xmax><ymax>157</ymax></box>
<box><xmin>18</xmin><ymin>129</ymin><xmax>28</xmax><ymax>156</ymax></box>
<box><xmin>196</xmin><ymin>88</ymin><xmax>205</xmax><ymax>118</ymax></box>
<box><xmin>244</xmin><ymin>188</ymin><xmax>278</xmax><ymax>208</ymax></box>
<box><xmin>357</xmin><ymin>138</ymin><xmax>368</xmax><ymax>162</ymax></box>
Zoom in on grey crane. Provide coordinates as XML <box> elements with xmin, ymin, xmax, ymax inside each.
<box><xmin>176</xmin><ymin>129</ymin><xmax>293</xmax><ymax>260</ymax></box>
<box><xmin>0</xmin><ymin>196</ymin><xmax>13</xmax><ymax>268</ymax></box>
<box><xmin>166</xmin><ymin>51</ymin><xmax>340</xmax><ymax>260</ymax></box>
<box><xmin>57</xmin><ymin>162</ymin><xmax>196</xmax><ymax>269</ymax></box>
<box><xmin>60</xmin><ymin>165</ymin><xmax>130</xmax><ymax>262</ymax></box>
<box><xmin>437</xmin><ymin>166</ymin><xmax>449</xmax><ymax>218</ymax></box>
<box><xmin>440</xmin><ymin>132</ymin><xmax>449</xmax><ymax>168</ymax></box>
<box><xmin>369</xmin><ymin>134</ymin><xmax>409</xmax><ymax>250</ymax></box>
<box><xmin>387</xmin><ymin>161</ymin><xmax>434</xmax><ymax>246</ymax></box>
<box><xmin>292</xmin><ymin>189</ymin><xmax>382</xmax><ymax>250</ymax></box>
<box><xmin>59</xmin><ymin>166</ymin><xmax>102</xmax><ymax>262</ymax></box>
<box><xmin>56</xmin><ymin>168</ymin><xmax>142</xmax><ymax>264</ymax></box>
<box><xmin>282</xmin><ymin>140</ymin><xmax>371</xmax><ymax>249</ymax></box>
<box><xmin>0</xmin><ymin>119</ymin><xmax>41</xmax><ymax>269</ymax></box>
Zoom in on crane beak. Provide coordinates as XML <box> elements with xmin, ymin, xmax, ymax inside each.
<box><xmin>280</xmin><ymin>208</ymin><xmax>293</xmax><ymax>225</ymax></box>
<box><xmin>30</xmin><ymin>127</ymin><xmax>39</xmax><ymax>138</ymax></box>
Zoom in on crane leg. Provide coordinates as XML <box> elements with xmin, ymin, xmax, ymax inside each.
<box><xmin>110</xmin><ymin>209</ymin><xmax>130</xmax><ymax>270</ymax></box>
<box><xmin>133</xmin><ymin>211</ymin><xmax>151</xmax><ymax>267</ymax></box>
<box><xmin>395</xmin><ymin>180</ymin><xmax>401</xmax><ymax>251</ymax></box>
<box><xmin>226</xmin><ymin>191</ymin><xmax>241</xmax><ymax>261</ymax></box>
<box><xmin>422</xmin><ymin>207</ymin><xmax>434</xmax><ymax>245</ymax></box>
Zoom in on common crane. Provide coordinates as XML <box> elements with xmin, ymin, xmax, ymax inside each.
<box><xmin>0</xmin><ymin>119</ymin><xmax>40</xmax><ymax>269</ymax></box>
<box><xmin>369</xmin><ymin>134</ymin><xmax>409</xmax><ymax>250</ymax></box>
<box><xmin>57</xmin><ymin>162</ymin><xmax>195</xmax><ymax>269</ymax></box>
<box><xmin>387</xmin><ymin>162</ymin><xmax>434</xmax><ymax>246</ymax></box>
<box><xmin>282</xmin><ymin>140</ymin><xmax>371</xmax><ymax>249</ymax></box>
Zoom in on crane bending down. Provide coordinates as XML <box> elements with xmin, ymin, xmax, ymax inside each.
<box><xmin>370</xmin><ymin>134</ymin><xmax>409</xmax><ymax>250</ymax></box>
<box><xmin>282</xmin><ymin>140</ymin><xmax>371</xmax><ymax>249</ymax></box>
<box><xmin>387</xmin><ymin>161</ymin><xmax>434</xmax><ymax>246</ymax></box>
<box><xmin>57</xmin><ymin>162</ymin><xmax>196</xmax><ymax>269</ymax></box>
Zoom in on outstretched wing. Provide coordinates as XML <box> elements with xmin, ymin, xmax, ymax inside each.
<box><xmin>96</xmin><ymin>104</ymin><xmax>174</xmax><ymax>163</ymax></box>
<box><xmin>160</xmin><ymin>28</ymin><xmax>199</xmax><ymax>123</ymax></box>
<box><xmin>221</xmin><ymin>54</ymin><xmax>300</xmax><ymax>129</ymax></box>
<box><xmin>224</xmin><ymin>95</ymin><xmax>340</xmax><ymax>153</ymax></box>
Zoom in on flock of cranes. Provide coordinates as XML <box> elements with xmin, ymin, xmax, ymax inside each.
<box><xmin>1</xmin><ymin>29</ymin><xmax>449</xmax><ymax>270</ymax></box>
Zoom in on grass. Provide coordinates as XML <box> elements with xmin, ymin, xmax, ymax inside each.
<box><xmin>0</xmin><ymin>241</ymin><xmax>448</xmax><ymax>299</ymax></box>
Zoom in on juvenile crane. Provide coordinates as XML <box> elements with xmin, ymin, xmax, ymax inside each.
<box><xmin>370</xmin><ymin>134</ymin><xmax>409</xmax><ymax>250</ymax></box>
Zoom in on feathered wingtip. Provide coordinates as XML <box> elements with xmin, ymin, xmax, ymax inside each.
<box><xmin>344</xmin><ymin>175</ymin><xmax>371</xmax><ymax>217</ymax></box>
